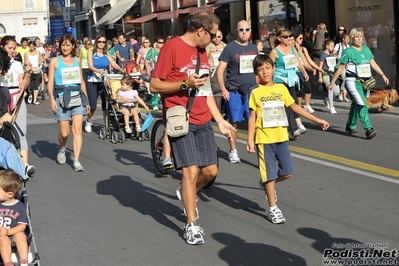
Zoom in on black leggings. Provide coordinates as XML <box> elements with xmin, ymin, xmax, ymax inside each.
<box><xmin>29</xmin><ymin>73</ymin><xmax>41</xmax><ymax>91</ymax></box>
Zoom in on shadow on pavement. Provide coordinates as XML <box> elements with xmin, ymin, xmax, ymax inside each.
<box><xmin>213</xmin><ymin>232</ymin><xmax>307</xmax><ymax>266</ymax></box>
<box><xmin>198</xmin><ymin>182</ymin><xmax>267</xmax><ymax>220</ymax></box>
<box><xmin>96</xmin><ymin>175</ymin><xmax>184</xmax><ymax>234</ymax></box>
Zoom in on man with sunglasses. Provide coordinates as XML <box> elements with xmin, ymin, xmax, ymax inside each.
<box><xmin>216</xmin><ymin>20</ymin><xmax>258</xmax><ymax>164</ymax></box>
<box><xmin>150</xmin><ymin>11</ymin><xmax>235</xmax><ymax>245</ymax></box>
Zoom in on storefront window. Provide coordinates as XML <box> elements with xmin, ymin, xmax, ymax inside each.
<box><xmin>335</xmin><ymin>0</ymin><xmax>394</xmax><ymax>87</ymax></box>
<box><xmin>257</xmin><ymin>1</ymin><xmax>302</xmax><ymax>46</ymax></box>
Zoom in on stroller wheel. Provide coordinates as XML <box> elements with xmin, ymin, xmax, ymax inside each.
<box><xmin>99</xmin><ymin>128</ymin><xmax>107</xmax><ymax>140</ymax></box>
<box><xmin>119</xmin><ymin>131</ymin><xmax>125</xmax><ymax>143</ymax></box>
<box><xmin>111</xmin><ymin>131</ymin><xmax>119</xmax><ymax>144</ymax></box>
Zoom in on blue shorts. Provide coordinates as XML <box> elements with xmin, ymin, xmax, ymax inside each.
<box><xmin>169</xmin><ymin>121</ymin><xmax>218</xmax><ymax>170</ymax></box>
<box><xmin>257</xmin><ymin>142</ymin><xmax>294</xmax><ymax>182</ymax></box>
<box><xmin>225</xmin><ymin>91</ymin><xmax>250</xmax><ymax>123</ymax></box>
<box><xmin>54</xmin><ymin>97</ymin><xmax>87</xmax><ymax>121</ymax></box>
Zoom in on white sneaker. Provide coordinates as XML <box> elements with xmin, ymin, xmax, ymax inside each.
<box><xmin>323</xmin><ymin>98</ymin><xmax>330</xmax><ymax>109</ymax></box>
<box><xmin>298</xmin><ymin>124</ymin><xmax>306</xmax><ymax>134</ymax></box>
<box><xmin>344</xmin><ymin>97</ymin><xmax>351</xmax><ymax>102</ymax></box>
<box><xmin>84</xmin><ymin>121</ymin><xmax>92</xmax><ymax>133</ymax></box>
<box><xmin>32</xmin><ymin>100</ymin><xmax>40</xmax><ymax>105</ymax></box>
<box><xmin>125</xmin><ymin>126</ymin><xmax>132</xmax><ymax>134</ymax></box>
<box><xmin>303</xmin><ymin>105</ymin><xmax>314</xmax><ymax>114</ymax></box>
<box><xmin>268</xmin><ymin>207</ymin><xmax>286</xmax><ymax>224</ymax></box>
<box><xmin>183</xmin><ymin>222</ymin><xmax>205</xmax><ymax>245</ymax></box>
<box><xmin>338</xmin><ymin>94</ymin><xmax>344</xmax><ymax>101</ymax></box>
<box><xmin>135</xmin><ymin>125</ymin><xmax>142</xmax><ymax>132</ymax></box>
<box><xmin>329</xmin><ymin>107</ymin><xmax>337</xmax><ymax>114</ymax></box>
<box><xmin>152</xmin><ymin>106</ymin><xmax>159</xmax><ymax>111</ymax></box>
<box><xmin>228</xmin><ymin>150</ymin><xmax>241</xmax><ymax>164</ymax></box>
<box><xmin>27</xmin><ymin>95</ymin><xmax>33</xmax><ymax>104</ymax></box>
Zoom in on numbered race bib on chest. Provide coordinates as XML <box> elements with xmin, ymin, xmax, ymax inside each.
<box><xmin>283</xmin><ymin>54</ymin><xmax>298</xmax><ymax>70</ymax></box>
<box><xmin>261</xmin><ymin>101</ymin><xmax>288</xmax><ymax>128</ymax></box>
<box><xmin>356</xmin><ymin>64</ymin><xmax>371</xmax><ymax>78</ymax></box>
<box><xmin>239</xmin><ymin>55</ymin><xmax>256</xmax><ymax>73</ymax></box>
<box><xmin>61</xmin><ymin>67</ymin><xmax>81</xmax><ymax>85</ymax></box>
<box><xmin>213</xmin><ymin>54</ymin><xmax>220</xmax><ymax>67</ymax></box>
<box><xmin>326</xmin><ymin>57</ymin><xmax>336</xmax><ymax>72</ymax></box>
<box><xmin>82</xmin><ymin>59</ymin><xmax>88</xmax><ymax>68</ymax></box>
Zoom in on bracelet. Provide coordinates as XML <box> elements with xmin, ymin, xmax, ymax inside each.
<box><xmin>381</xmin><ymin>73</ymin><xmax>385</xmax><ymax>76</ymax></box>
<box><xmin>217</xmin><ymin>119</ymin><xmax>224</xmax><ymax>124</ymax></box>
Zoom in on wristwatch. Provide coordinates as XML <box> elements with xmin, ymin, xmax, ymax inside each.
<box><xmin>180</xmin><ymin>80</ymin><xmax>188</xmax><ymax>90</ymax></box>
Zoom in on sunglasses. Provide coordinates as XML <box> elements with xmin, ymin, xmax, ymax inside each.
<box><xmin>339</xmin><ymin>28</ymin><xmax>346</xmax><ymax>31</ymax></box>
<box><xmin>97</xmin><ymin>41</ymin><xmax>106</xmax><ymax>44</ymax></box>
<box><xmin>215</xmin><ymin>36</ymin><xmax>222</xmax><ymax>38</ymax></box>
<box><xmin>281</xmin><ymin>34</ymin><xmax>293</xmax><ymax>39</ymax></box>
<box><xmin>144</xmin><ymin>41</ymin><xmax>150</xmax><ymax>43</ymax></box>
<box><xmin>297</xmin><ymin>37</ymin><xmax>303</xmax><ymax>40</ymax></box>
<box><xmin>157</xmin><ymin>41</ymin><xmax>164</xmax><ymax>44</ymax></box>
<box><xmin>204</xmin><ymin>28</ymin><xmax>217</xmax><ymax>39</ymax></box>
<box><xmin>238</xmin><ymin>28</ymin><xmax>251</xmax><ymax>32</ymax></box>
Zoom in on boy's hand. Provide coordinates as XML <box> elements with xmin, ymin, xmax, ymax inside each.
<box><xmin>0</xmin><ymin>227</ymin><xmax>7</xmax><ymax>236</ymax></box>
<box><xmin>218</xmin><ymin>120</ymin><xmax>236</xmax><ymax>138</ymax></box>
<box><xmin>315</xmin><ymin>119</ymin><xmax>330</xmax><ymax>131</ymax></box>
<box><xmin>247</xmin><ymin>140</ymin><xmax>255</xmax><ymax>153</ymax></box>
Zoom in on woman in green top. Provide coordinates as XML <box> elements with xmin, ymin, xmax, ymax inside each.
<box><xmin>328</xmin><ymin>28</ymin><xmax>389</xmax><ymax>139</ymax></box>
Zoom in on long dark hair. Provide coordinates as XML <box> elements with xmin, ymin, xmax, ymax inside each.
<box><xmin>0</xmin><ymin>36</ymin><xmax>15</xmax><ymax>76</ymax></box>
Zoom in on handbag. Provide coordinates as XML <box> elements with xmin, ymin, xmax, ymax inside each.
<box><xmin>31</xmin><ymin>67</ymin><xmax>41</xmax><ymax>74</ymax></box>
<box><xmin>166</xmin><ymin>50</ymin><xmax>200</xmax><ymax>138</ymax></box>
<box><xmin>59</xmin><ymin>92</ymin><xmax>82</xmax><ymax>108</ymax></box>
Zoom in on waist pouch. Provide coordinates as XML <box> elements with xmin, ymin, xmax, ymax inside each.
<box><xmin>59</xmin><ymin>92</ymin><xmax>82</xmax><ymax>108</ymax></box>
<box><xmin>31</xmin><ymin>67</ymin><xmax>41</xmax><ymax>74</ymax></box>
<box><xmin>359</xmin><ymin>76</ymin><xmax>376</xmax><ymax>91</ymax></box>
<box><xmin>166</xmin><ymin>105</ymin><xmax>189</xmax><ymax>138</ymax></box>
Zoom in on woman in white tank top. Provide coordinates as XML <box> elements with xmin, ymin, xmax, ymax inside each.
<box><xmin>24</xmin><ymin>41</ymin><xmax>42</xmax><ymax>105</ymax></box>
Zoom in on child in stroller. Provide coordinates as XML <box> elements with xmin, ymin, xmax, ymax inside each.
<box><xmin>124</xmin><ymin>60</ymin><xmax>147</xmax><ymax>98</ymax></box>
<box><xmin>117</xmin><ymin>76</ymin><xmax>150</xmax><ymax>134</ymax></box>
<box><xmin>0</xmin><ymin>169</ymin><xmax>28</xmax><ymax>266</ymax></box>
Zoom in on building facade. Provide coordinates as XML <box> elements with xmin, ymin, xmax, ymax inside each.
<box><xmin>0</xmin><ymin>0</ymin><xmax>49</xmax><ymax>43</ymax></box>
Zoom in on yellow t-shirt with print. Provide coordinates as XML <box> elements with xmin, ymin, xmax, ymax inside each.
<box><xmin>248</xmin><ymin>83</ymin><xmax>294</xmax><ymax>144</ymax></box>
<box><xmin>16</xmin><ymin>46</ymin><xmax>30</xmax><ymax>63</ymax></box>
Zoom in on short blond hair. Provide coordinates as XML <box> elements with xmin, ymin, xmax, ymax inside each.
<box><xmin>349</xmin><ymin>28</ymin><xmax>364</xmax><ymax>45</ymax></box>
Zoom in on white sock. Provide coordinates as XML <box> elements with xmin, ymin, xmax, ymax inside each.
<box><xmin>230</xmin><ymin>149</ymin><xmax>237</xmax><ymax>153</ymax></box>
<box><xmin>270</xmin><ymin>206</ymin><xmax>277</xmax><ymax>212</ymax></box>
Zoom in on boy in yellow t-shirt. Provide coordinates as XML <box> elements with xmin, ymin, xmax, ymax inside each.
<box><xmin>247</xmin><ymin>55</ymin><xmax>329</xmax><ymax>224</ymax></box>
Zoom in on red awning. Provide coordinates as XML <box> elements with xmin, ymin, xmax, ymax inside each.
<box><xmin>126</xmin><ymin>13</ymin><xmax>158</xmax><ymax>24</ymax></box>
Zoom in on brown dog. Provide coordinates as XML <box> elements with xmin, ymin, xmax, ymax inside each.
<box><xmin>366</xmin><ymin>89</ymin><xmax>399</xmax><ymax>112</ymax></box>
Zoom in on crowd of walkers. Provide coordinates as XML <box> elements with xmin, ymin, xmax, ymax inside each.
<box><xmin>0</xmin><ymin>14</ymin><xmax>390</xmax><ymax>249</ymax></box>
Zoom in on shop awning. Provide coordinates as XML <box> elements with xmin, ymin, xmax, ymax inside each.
<box><xmin>93</xmin><ymin>0</ymin><xmax>111</xmax><ymax>8</ymax></box>
<box><xmin>75</xmin><ymin>12</ymin><xmax>88</xmax><ymax>22</ymax></box>
<box><xmin>126</xmin><ymin>13</ymin><xmax>158</xmax><ymax>24</ymax></box>
<box><xmin>93</xmin><ymin>0</ymin><xmax>138</xmax><ymax>27</ymax></box>
<box><xmin>215</xmin><ymin>0</ymin><xmax>246</xmax><ymax>5</ymax></box>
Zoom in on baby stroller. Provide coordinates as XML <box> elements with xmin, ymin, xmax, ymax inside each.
<box><xmin>124</xmin><ymin>60</ymin><xmax>148</xmax><ymax>99</ymax></box>
<box><xmin>0</xmin><ymin>123</ymin><xmax>40</xmax><ymax>265</ymax></box>
<box><xmin>99</xmin><ymin>74</ymin><xmax>150</xmax><ymax>143</ymax></box>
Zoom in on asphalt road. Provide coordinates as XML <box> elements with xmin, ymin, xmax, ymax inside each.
<box><xmin>24</xmin><ymin>97</ymin><xmax>399</xmax><ymax>266</ymax></box>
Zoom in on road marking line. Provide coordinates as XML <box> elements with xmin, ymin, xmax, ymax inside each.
<box><xmin>213</xmin><ymin>129</ymin><xmax>399</xmax><ymax>184</ymax></box>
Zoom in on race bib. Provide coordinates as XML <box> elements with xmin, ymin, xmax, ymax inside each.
<box><xmin>239</xmin><ymin>55</ymin><xmax>256</xmax><ymax>73</ymax></box>
<box><xmin>61</xmin><ymin>67</ymin><xmax>81</xmax><ymax>85</ymax></box>
<box><xmin>261</xmin><ymin>101</ymin><xmax>288</xmax><ymax>128</ymax></box>
<box><xmin>283</xmin><ymin>54</ymin><xmax>298</xmax><ymax>70</ymax></box>
<box><xmin>81</xmin><ymin>59</ymin><xmax>88</xmax><ymax>69</ymax></box>
<box><xmin>356</xmin><ymin>64</ymin><xmax>371</xmax><ymax>78</ymax></box>
<box><xmin>213</xmin><ymin>54</ymin><xmax>220</xmax><ymax>67</ymax></box>
<box><xmin>326</xmin><ymin>57</ymin><xmax>336</xmax><ymax>72</ymax></box>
